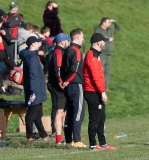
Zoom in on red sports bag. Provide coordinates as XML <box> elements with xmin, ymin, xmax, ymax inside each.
<box><xmin>9</xmin><ymin>67</ymin><xmax>23</xmax><ymax>85</ymax></box>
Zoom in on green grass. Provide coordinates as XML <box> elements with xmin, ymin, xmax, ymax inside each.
<box><xmin>0</xmin><ymin>0</ymin><xmax>149</xmax><ymax>159</ymax></box>
<box><xmin>1</xmin><ymin>114</ymin><xmax>149</xmax><ymax>160</ymax></box>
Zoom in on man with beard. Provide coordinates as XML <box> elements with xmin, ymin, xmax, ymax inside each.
<box><xmin>83</xmin><ymin>33</ymin><xmax>117</xmax><ymax>150</ymax></box>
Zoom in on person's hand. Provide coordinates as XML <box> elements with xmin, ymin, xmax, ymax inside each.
<box><xmin>38</xmin><ymin>51</ymin><xmax>44</xmax><ymax>55</ymax></box>
<box><xmin>0</xmin><ymin>30</ymin><xmax>6</xmax><ymax>35</ymax></box>
<box><xmin>109</xmin><ymin>37</ymin><xmax>114</xmax><ymax>42</ymax></box>
<box><xmin>63</xmin><ymin>82</ymin><xmax>69</xmax><ymax>87</ymax></box>
<box><xmin>29</xmin><ymin>94</ymin><xmax>36</xmax><ymax>102</ymax></box>
<box><xmin>110</xmin><ymin>19</ymin><xmax>115</xmax><ymax>23</ymax></box>
<box><xmin>0</xmin><ymin>37</ymin><xmax>2</xmax><ymax>43</ymax></box>
<box><xmin>59</xmin><ymin>82</ymin><xmax>65</xmax><ymax>90</ymax></box>
<box><xmin>52</xmin><ymin>3</ymin><xmax>58</xmax><ymax>7</ymax></box>
<box><xmin>101</xmin><ymin>91</ymin><xmax>108</xmax><ymax>102</ymax></box>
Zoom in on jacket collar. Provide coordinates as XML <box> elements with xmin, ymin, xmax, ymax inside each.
<box><xmin>71</xmin><ymin>43</ymin><xmax>81</xmax><ymax>49</ymax></box>
<box><xmin>90</xmin><ymin>47</ymin><xmax>102</xmax><ymax>58</ymax></box>
<box><xmin>55</xmin><ymin>45</ymin><xmax>65</xmax><ymax>51</ymax></box>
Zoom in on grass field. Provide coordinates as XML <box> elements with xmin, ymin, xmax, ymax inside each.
<box><xmin>0</xmin><ymin>0</ymin><xmax>149</xmax><ymax>159</ymax></box>
<box><xmin>1</xmin><ymin>114</ymin><xmax>149</xmax><ymax>160</ymax></box>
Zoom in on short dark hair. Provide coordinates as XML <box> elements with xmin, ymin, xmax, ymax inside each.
<box><xmin>100</xmin><ymin>17</ymin><xmax>109</xmax><ymax>26</ymax></box>
<box><xmin>70</xmin><ymin>28</ymin><xmax>83</xmax><ymax>39</ymax></box>
<box><xmin>25</xmin><ymin>22</ymin><xmax>34</xmax><ymax>31</ymax></box>
<box><xmin>40</xmin><ymin>27</ymin><xmax>50</xmax><ymax>34</ymax></box>
<box><xmin>0</xmin><ymin>16</ymin><xmax>4</xmax><ymax>23</ymax></box>
<box><xmin>33</xmin><ymin>25</ymin><xmax>39</xmax><ymax>32</ymax></box>
<box><xmin>45</xmin><ymin>1</ymin><xmax>53</xmax><ymax>9</ymax></box>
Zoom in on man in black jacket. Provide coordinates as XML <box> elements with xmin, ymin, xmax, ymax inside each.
<box><xmin>47</xmin><ymin>33</ymin><xmax>70</xmax><ymax>144</ymax></box>
<box><xmin>61</xmin><ymin>28</ymin><xmax>86</xmax><ymax>148</ymax></box>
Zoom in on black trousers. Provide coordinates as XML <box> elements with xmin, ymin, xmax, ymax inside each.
<box><xmin>25</xmin><ymin>103</ymin><xmax>48</xmax><ymax>138</ymax></box>
<box><xmin>84</xmin><ymin>91</ymin><xmax>106</xmax><ymax>146</ymax></box>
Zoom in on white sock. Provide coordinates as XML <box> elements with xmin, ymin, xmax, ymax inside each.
<box><xmin>1</xmin><ymin>87</ymin><xmax>5</xmax><ymax>92</ymax></box>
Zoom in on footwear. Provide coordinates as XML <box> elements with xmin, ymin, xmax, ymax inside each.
<box><xmin>42</xmin><ymin>135</ymin><xmax>53</xmax><ymax>141</ymax></box>
<box><xmin>51</xmin><ymin>132</ymin><xmax>56</xmax><ymax>137</ymax></box>
<box><xmin>66</xmin><ymin>141</ymin><xmax>74</xmax><ymax>147</ymax></box>
<box><xmin>0</xmin><ymin>88</ymin><xmax>11</xmax><ymax>96</ymax></box>
<box><xmin>100</xmin><ymin>144</ymin><xmax>117</xmax><ymax>150</ymax></box>
<box><xmin>90</xmin><ymin>144</ymin><xmax>117</xmax><ymax>151</ymax></box>
<box><xmin>32</xmin><ymin>132</ymin><xmax>40</xmax><ymax>139</ymax></box>
<box><xmin>56</xmin><ymin>140</ymin><xmax>66</xmax><ymax>145</ymax></box>
<box><xmin>27</xmin><ymin>137</ymin><xmax>38</xmax><ymax>142</ymax></box>
<box><xmin>73</xmin><ymin>142</ymin><xmax>87</xmax><ymax>148</ymax></box>
<box><xmin>90</xmin><ymin>145</ymin><xmax>108</xmax><ymax>151</ymax></box>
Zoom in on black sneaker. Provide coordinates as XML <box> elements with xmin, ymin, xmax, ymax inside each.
<box><xmin>56</xmin><ymin>140</ymin><xmax>66</xmax><ymax>145</ymax></box>
<box><xmin>0</xmin><ymin>88</ymin><xmax>11</xmax><ymax>96</ymax></box>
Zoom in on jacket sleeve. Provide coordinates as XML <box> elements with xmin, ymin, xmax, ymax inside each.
<box><xmin>53</xmin><ymin>49</ymin><xmax>63</xmax><ymax>83</ymax></box>
<box><xmin>43</xmin><ymin>8</ymin><xmax>58</xmax><ymax>19</ymax></box>
<box><xmin>64</xmin><ymin>49</ymin><xmax>81</xmax><ymax>82</ymax></box>
<box><xmin>113</xmin><ymin>22</ymin><xmax>121</xmax><ymax>34</ymax></box>
<box><xmin>88</xmin><ymin>57</ymin><xmax>105</xmax><ymax>93</ymax></box>
<box><xmin>28</xmin><ymin>57</ymin><xmax>40</xmax><ymax>95</ymax></box>
<box><xmin>1</xmin><ymin>27</ymin><xmax>11</xmax><ymax>43</ymax></box>
<box><xmin>39</xmin><ymin>39</ymin><xmax>49</xmax><ymax>53</ymax></box>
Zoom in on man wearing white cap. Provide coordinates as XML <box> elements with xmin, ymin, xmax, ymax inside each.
<box><xmin>47</xmin><ymin>33</ymin><xmax>70</xmax><ymax>144</ymax></box>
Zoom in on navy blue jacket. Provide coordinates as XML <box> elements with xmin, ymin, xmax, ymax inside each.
<box><xmin>19</xmin><ymin>49</ymin><xmax>47</xmax><ymax>106</ymax></box>
<box><xmin>0</xmin><ymin>62</ymin><xmax>6</xmax><ymax>74</ymax></box>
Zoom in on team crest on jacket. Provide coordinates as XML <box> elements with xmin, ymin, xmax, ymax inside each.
<box><xmin>92</xmin><ymin>58</ymin><xmax>95</xmax><ymax>61</ymax></box>
<box><xmin>98</xmin><ymin>56</ymin><xmax>100</xmax><ymax>61</ymax></box>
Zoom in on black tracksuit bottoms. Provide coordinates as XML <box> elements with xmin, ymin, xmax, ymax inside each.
<box><xmin>25</xmin><ymin>103</ymin><xmax>48</xmax><ymax>139</ymax></box>
<box><xmin>84</xmin><ymin>91</ymin><xmax>106</xmax><ymax>147</ymax></box>
<box><xmin>64</xmin><ymin>84</ymin><xmax>85</xmax><ymax>143</ymax></box>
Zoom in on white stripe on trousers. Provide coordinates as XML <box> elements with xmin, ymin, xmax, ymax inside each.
<box><xmin>76</xmin><ymin>84</ymin><xmax>83</xmax><ymax>121</ymax></box>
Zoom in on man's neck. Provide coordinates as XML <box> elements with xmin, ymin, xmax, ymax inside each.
<box><xmin>92</xmin><ymin>45</ymin><xmax>102</xmax><ymax>52</ymax></box>
<box><xmin>72</xmin><ymin>40</ymin><xmax>80</xmax><ymax>46</ymax></box>
<box><xmin>28</xmin><ymin>47</ymin><xmax>37</xmax><ymax>51</ymax></box>
<box><xmin>100</xmin><ymin>24</ymin><xmax>107</xmax><ymax>30</ymax></box>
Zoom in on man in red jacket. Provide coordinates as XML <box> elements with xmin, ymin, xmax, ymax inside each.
<box><xmin>83</xmin><ymin>33</ymin><xmax>117</xmax><ymax>151</ymax></box>
<box><xmin>3</xmin><ymin>2</ymin><xmax>21</xmax><ymax>59</ymax></box>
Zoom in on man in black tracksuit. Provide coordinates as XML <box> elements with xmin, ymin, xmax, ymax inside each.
<box><xmin>61</xmin><ymin>28</ymin><xmax>86</xmax><ymax>148</ymax></box>
<box><xmin>47</xmin><ymin>33</ymin><xmax>71</xmax><ymax>144</ymax></box>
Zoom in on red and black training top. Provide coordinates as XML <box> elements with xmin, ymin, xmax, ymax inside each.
<box><xmin>3</xmin><ymin>13</ymin><xmax>21</xmax><ymax>39</ymax></box>
<box><xmin>48</xmin><ymin>45</ymin><xmax>64</xmax><ymax>86</ymax></box>
<box><xmin>83</xmin><ymin>48</ymin><xmax>105</xmax><ymax>93</ymax></box>
<box><xmin>61</xmin><ymin>43</ymin><xmax>83</xmax><ymax>85</ymax></box>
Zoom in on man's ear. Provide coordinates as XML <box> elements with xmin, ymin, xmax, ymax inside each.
<box><xmin>97</xmin><ymin>41</ymin><xmax>100</xmax><ymax>46</ymax></box>
<box><xmin>61</xmin><ymin>41</ymin><xmax>64</xmax><ymax>45</ymax></box>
